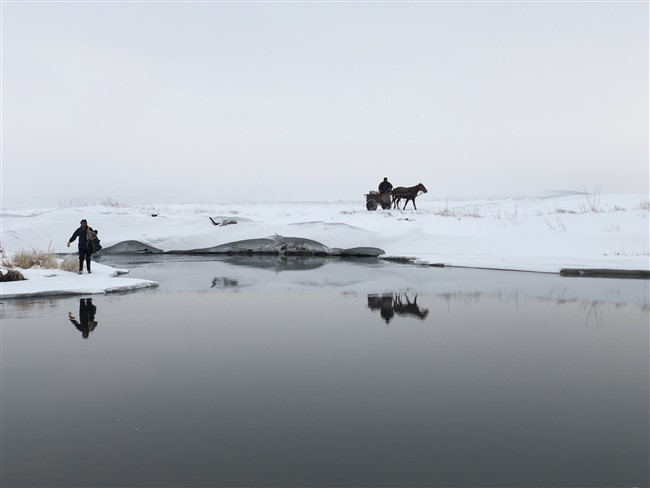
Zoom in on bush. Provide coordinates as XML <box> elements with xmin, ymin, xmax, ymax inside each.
<box><xmin>59</xmin><ymin>255</ymin><xmax>79</xmax><ymax>272</ymax></box>
<box><xmin>5</xmin><ymin>249</ymin><xmax>82</xmax><ymax>273</ymax></box>
<box><xmin>0</xmin><ymin>269</ymin><xmax>26</xmax><ymax>282</ymax></box>
<box><xmin>12</xmin><ymin>249</ymin><xmax>59</xmax><ymax>269</ymax></box>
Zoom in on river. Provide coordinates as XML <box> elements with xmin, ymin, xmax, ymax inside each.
<box><xmin>2</xmin><ymin>256</ymin><xmax>648</xmax><ymax>486</ymax></box>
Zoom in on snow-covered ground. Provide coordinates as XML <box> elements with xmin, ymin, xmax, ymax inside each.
<box><xmin>0</xmin><ymin>262</ymin><xmax>158</xmax><ymax>299</ymax></box>
<box><xmin>1</xmin><ymin>192</ymin><xmax>648</xmax><ymax>298</ymax></box>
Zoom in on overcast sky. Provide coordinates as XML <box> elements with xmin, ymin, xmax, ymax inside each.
<box><xmin>2</xmin><ymin>1</ymin><xmax>648</xmax><ymax>208</ymax></box>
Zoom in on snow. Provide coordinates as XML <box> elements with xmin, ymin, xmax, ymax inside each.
<box><xmin>0</xmin><ymin>262</ymin><xmax>158</xmax><ymax>299</ymax></box>
<box><xmin>1</xmin><ymin>193</ymin><xmax>648</xmax><ymax>298</ymax></box>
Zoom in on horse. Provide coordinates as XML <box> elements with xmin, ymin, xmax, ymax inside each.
<box><xmin>391</xmin><ymin>183</ymin><xmax>428</xmax><ymax>210</ymax></box>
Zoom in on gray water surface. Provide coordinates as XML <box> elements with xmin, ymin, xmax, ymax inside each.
<box><xmin>2</xmin><ymin>257</ymin><xmax>648</xmax><ymax>487</ymax></box>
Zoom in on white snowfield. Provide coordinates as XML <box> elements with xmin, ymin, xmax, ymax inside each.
<box><xmin>0</xmin><ymin>263</ymin><xmax>158</xmax><ymax>299</ymax></box>
<box><xmin>1</xmin><ymin>193</ymin><xmax>648</xmax><ymax>298</ymax></box>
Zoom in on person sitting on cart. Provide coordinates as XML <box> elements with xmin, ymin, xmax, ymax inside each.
<box><xmin>378</xmin><ymin>177</ymin><xmax>393</xmax><ymax>194</ymax></box>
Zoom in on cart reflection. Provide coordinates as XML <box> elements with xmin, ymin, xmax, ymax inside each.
<box><xmin>367</xmin><ymin>293</ymin><xmax>429</xmax><ymax>324</ymax></box>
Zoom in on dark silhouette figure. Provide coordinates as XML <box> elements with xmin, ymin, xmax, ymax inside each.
<box><xmin>67</xmin><ymin>219</ymin><xmax>99</xmax><ymax>274</ymax></box>
<box><xmin>68</xmin><ymin>298</ymin><xmax>98</xmax><ymax>339</ymax></box>
<box><xmin>367</xmin><ymin>293</ymin><xmax>396</xmax><ymax>324</ymax></box>
<box><xmin>367</xmin><ymin>293</ymin><xmax>429</xmax><ymax>323</ymax></box>
<box><xmin>378</xmin><ymin>177</ymin><xmax>393</xmax><ymax>194</ymax></box>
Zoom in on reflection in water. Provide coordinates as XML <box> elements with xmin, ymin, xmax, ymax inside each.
<box><xmin>583</xmin><ymin>300</ymin><xmax>604</xmax><ymax>327</ymax></box>
<box><xmin>3</xmin><ymin>265</ymin><xmax>648</xmax><ymax>488</ymax></box>
<box><xmin>211</xmin><ymin>277</ymin><xmax>239</xmax><ymax>288</ymax></box>
<box><xmin>96</xmin><ymin>253</ymin><xmax>332</xmax><ymax>272</ymax></box>
<box><xmin>435</xmin><ymin>291</ymin><xmax>638</xmax><ymax>328</ymax></box>
<box><xmin>0</xmin><ymin>298</ymin><xmax>59</xmax><ymax>320</ymax></box>
<box><xmin>367</xmin><ymin>290</ymin><xmax>643</xmax><ymax>328</ymax></box>
<box><xmin>68</xmin><ymin>299</ymin><xmax>98</xmax><ymax>339</ymax></box>
<box><xmin>220</xmin><ymin>255</ymin><xmax>329</xmax><ymax>272</ymax></box>
<box><xmin>367</xmin><ymin>293</ymin><xmax>429</xmax><ymax>323</ymax></box>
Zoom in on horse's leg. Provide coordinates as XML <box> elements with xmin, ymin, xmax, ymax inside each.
<box><xmin>405</xmin><ymin>197</ymin><xmax>416</xmax><ymax>210</ymax></box>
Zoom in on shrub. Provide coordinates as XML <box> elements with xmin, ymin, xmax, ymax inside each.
<box><xmin>0</xmin><ymin>269</ymin><xmax>26</xmax><ymax>282</ymax></box>
<box><xmin>5</xmin><ymin>249</ymin><xmax>81</xmax><ymax>273</ymax></box>
<box><xmin>582</xmin><ymin>186</ymin><xmax>602</xmax><ymax>213</ymax></box>
<box><xmin>59</xmin><ymin>255</ymin><xmax>79</xmax><ymax>272</ymax></box>
<box><xmin>0</xmin><ymin>246</ymin><xmax>9</xmax><ymax>267</ymax></box>
<box><xmin>102</xmin><ymin>197</ymin><xmax>121</xmax><ymax>207</ymax></box>
<box><xmin>12</xmin><ymin>249</ymin><xmax>59</xmax><ymax>269</ymax></box>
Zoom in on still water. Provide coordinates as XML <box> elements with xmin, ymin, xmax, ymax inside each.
<box><xmin>2</xmin><ymin>256</ymin><xmax>648</xmax><ymax>487</ymax></box>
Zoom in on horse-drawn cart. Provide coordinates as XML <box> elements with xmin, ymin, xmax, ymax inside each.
<box><xmin>365</xmin><ymin>191</ymin><xmax>392</xmax><ymax>211</ymax></box>
<box><xmin>365</xmin><ymin>183</ymin><xmax>428</xmax><ymax>211</ymax></box>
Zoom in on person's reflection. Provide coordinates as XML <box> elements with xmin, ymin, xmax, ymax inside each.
<box><xmin>68</xmin><ymin>298</ymin><xmax>98</xmax><ymax>339</ymax></box>
<box><xmin>367</xmin><ymin>294</ymin><xmax>395</xmax><ymax>324</ymax></box>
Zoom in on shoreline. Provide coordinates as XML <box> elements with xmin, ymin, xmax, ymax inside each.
<box><xmin>3</xmin><ymin>253</ymin><xmax>649</xmax><ymax>301</ymax></box>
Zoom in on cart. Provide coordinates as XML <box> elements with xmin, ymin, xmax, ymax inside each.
<box><xmin>365</xmin><ymin>191</ymin><xmax>392</xmax><ymax>211</ymax></box>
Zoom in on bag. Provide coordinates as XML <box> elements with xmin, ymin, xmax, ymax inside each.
<box><xmin>86</xmin><ymin>228</ymin><xmax>102</xmax><ymax>253</ymax></box>
<box><xmin>91</xmin><ymin>238</ymin><xmax>102</xmax><ymax>253</ymax></box>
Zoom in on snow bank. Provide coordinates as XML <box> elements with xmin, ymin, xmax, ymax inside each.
<box><xmin>1</xmin><ymin>193</ymin><xmax>648</xmax><ymax>298</ymax></box>
<box><xmin>0</xmin><ymin>262</ymin><xmax>158</xmax><ymax>299</ymax></box>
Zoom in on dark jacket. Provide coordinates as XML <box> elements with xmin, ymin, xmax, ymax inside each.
<box><xmin>69</xmin><ymin>227</ymin><xmax>95</xmax><ymax>250</ymax></box>
<box><xmin>379</xmin><ymin>180</ymin><xmax>393</xmax><ymax>193</ymax></box>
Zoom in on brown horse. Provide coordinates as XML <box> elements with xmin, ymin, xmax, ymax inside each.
<box><xmin>391</xmin><ymin>183</ymin><xmax>428</xmax><ymax>210</ymax></box>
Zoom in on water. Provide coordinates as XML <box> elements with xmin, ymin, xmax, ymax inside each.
<box><xmin>2</xmin><ymin>257</ymin><xmax>648</xmax><ymax>487</ymax></box>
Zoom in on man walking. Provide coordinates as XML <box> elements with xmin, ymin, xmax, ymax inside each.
<box><xmin>67</xmin><ymin>219</ymin><xmax>97</xmax><ymax>274</ymax></box>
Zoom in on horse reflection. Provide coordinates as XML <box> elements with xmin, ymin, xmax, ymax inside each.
<box><xmin>68</xmin><ymin>298</ymin><xmax>98</xmax><ymax>339</ymax></box>
<box><xmin>367</xmin><ymin>293</ymin><xmax>429</xmax><ymax>323</ymax></box>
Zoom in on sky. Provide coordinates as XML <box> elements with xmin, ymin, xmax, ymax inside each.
<box><xmin>1</xmin><ymin>1</ymin><xmax>648</xmax><ymax>208</ymax></box>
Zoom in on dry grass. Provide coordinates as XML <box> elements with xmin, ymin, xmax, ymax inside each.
<box><xmin>12</xmin><ymin>249</ymin><xmax>59</xmax><ymax>269</ymax></box>
<box><xmin>4</xmin><ymin>249</ymin><xmax>82</xmax><ymax>273</ymax></box>
<box><xmin>101</xmin><ymin>197</ymin><xmax>121</xmax><ymax>207</ymax></box>
<box><xmin>59</xmin><ymin>255</ymin><xmax>80</xmax><ymax>272</ymax></box>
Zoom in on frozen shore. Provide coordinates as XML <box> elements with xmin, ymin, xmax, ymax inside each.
<box><xmin>1</xmin><ymin>193</ymin><xmax>648</xmax><ymax>298</ymax></box>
